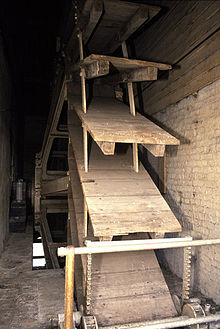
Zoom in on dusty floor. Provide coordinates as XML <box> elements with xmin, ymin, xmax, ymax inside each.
<box><xmin>0</xmin><ymin>220</ymin><xmax>64</xmax><ymax>329</ymax></box>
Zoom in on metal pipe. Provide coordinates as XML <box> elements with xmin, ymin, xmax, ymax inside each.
<box><xmin>85</xmin><ymin>237</ymin><xmax>193</xmax><ymax>247</ymax></box>
<box><xmin>64</xmin><ymin>246</ymin><xmax>75</xmax><ymax>329</ymax></box>
<box><xmin>58</xmin><ymin>239</ymin><xmax>220</xmax><ymax>256</ymax></box>
<box><xmin>100</xmin><ymin>314</ymin><xmax>220</xmax><ymax>329</ymax></box>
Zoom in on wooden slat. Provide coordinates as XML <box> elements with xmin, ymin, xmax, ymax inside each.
<box><xmin>135</xmin><ymin>1</ymin><xmax>219</xmax><ymax>65</ymax></box>
<box><xmin>83</xmin><ymin>54</ymin><xmax>172</xmax><ymax>71</ymax></box>
<box><xmin>70</xmin><ymin>95</ymin><xmax>180</xmax><ymax>145</ymax></box>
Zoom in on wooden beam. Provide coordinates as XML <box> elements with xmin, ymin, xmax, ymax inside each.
<box><xmin>81</xmin><ymin>0</ymin><xmax>103</xmax><ymax>44</ymax></box>
<box><xmin>84</xmin><ymin>59</ymin><xmax>109</xmax><ymax>79</ymax></box>
<box><xmin>41</xmin><ymin>176</ymin><xmax>69</xmax><ymax>196</ymax></box>
<box><xmin>41</xmin><ymin>210</ymin><xmax>60</xmax><ymax>269</ymax></box>
<box><xmin>123</xmin><ymin>67</ymin><xmax>158</xmax><ymax>82</ymax></box>
<box><xmin>95</xmin><ymin>141</ymin><xmax>115</xmax><ymax>155</ymax></box>
<box><xmin>107</xmin><ymin>5</ymin><xmax>151</xmax><ymax>53</ymax></box>
<box><xmin>95</xmin><ymin>67</ymin><xmax>158</xmax><ymax>85</ymax></box>
<box><xmin>83</xmin><ymin>54</ymin><xmax>172</xmax><ymax>71</ymax></box>
<box><xmin>143</xmin><ymin>144</ymin><xmax>165</xmax><ymax>157</ymax></box>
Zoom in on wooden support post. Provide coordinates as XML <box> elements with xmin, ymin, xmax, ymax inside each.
<box><xmin>78</xmin><ymin>30</ymin><xmax>87</xmax><ymax>114</ymax></box>
<box><xmin>78</xmin><ymin>30</ymin><xmax>89</xmax><ymax>172</ymax></box>
<box><xmin>84</xmin><ymin>198</ymin><xmax>88</xmax><ymax>238</ymax></box>
<box><xmin>133</xmin><ymin>143</ymin><xmax>138</xmax><ymax>173</ymax></box>
<box><xmin>122</xmin><ymin>41</ymin><xmax>138</xmax><ymax>172</ymax></box>
<box><xmin>83</xmin><ymin>127</ymin><xmax>88</xmax><ymax>172</ymax></box>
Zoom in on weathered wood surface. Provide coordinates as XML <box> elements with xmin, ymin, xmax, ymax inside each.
<box><xmin>68</xmin><ymin>123</ymin><xmax>181</xmax><ymax>237</ymax></box>
<box><xmin>69</xmin><ymin>95</ymin><xmax>179</xmax><ymax>147</ymax></box>
<box><xmin>90</xmin><ymin>246</ymin><xmax>177</xmax><ymax>325</ymax></box>
<box><xmin>95</xmin><ymin>66</ymin><xmax>158</xmax><ymax>84</ymax></box>
<box><xmin>134</xmin><ymin>2</ymin><xmax>220</xmax><ymax>114</ymax></box>
<box><xmin>83</xmin><ymin>54</ymin><xmax>171</xmax><ymax>72</ymax></box>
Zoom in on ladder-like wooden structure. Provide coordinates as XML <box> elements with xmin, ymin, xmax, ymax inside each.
<box><xmin>35</xmin><ymin>0</ymin><xmax>182</xmax><ymax>325</ymax></box>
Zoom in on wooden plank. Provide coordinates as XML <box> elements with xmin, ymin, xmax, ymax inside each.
<box><xmin>90</xmin><ymin>210</ymin><xmax>181</xmax><ymax>236</ymax></box>
<box><xmin>143</xmin><ymin>144</ymin><xmax>165</xmax><ymax>157</ymax></box>
<box><xmin>83</xmin><ymin>54</ymin><xmax>172</xmax><ymax>71</ymax></box>
<box><xmin>70</xmin><ymin>96</ymin><xmax>180</xmax><ymax>145</ymax></box>
<box><xmin>68</xmin><ymin>126</ymin><xmax>181</xmax><ymax>236</ymax></box>
<box><xmin>83</xmin><ymin>180</ymin><xmax>161</xmax><ymax>197</ymax></box>
<box><xmin>41</xmin><ymin>176</ymin><xmax>68</xmax><ymax>196</ymax></box>
<box><xmin>87</xmin><ymin>195</ymin><xmax>173</xmax><ymax>213</ymax></box>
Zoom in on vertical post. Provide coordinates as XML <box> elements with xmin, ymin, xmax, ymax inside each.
<box><xmin>122</xmin><ymin>41</ymin><xmax>138</xmax><ymax>172</ymax></box>
<box><xmin>83</xmin><ymin>127</ymin><xmax>88</xmax><ymax>172</ymax></box>
<box><xmin>78</xmin><ymin>30</ymin><xmax>89</xmax><ymax>172</ymax></box>
<box><xmin>64</xmin><ymin>246</ymin><xmax>75</xmax><ymax>329</ymax></box>
<box><xmin>78</xmin><ymin>30</ymin><xmax>87</xmax><ymax>114</ymax></box>
<box><xmin>84</xmin><ymin>198</ymin><xmax>88</xmax><ymax>238</ymax></box>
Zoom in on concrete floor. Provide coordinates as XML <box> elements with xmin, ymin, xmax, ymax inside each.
<box><xmin>0</xmin><ymin>220</ymin><xmax>64</xmax><ymax>329</ymax></box>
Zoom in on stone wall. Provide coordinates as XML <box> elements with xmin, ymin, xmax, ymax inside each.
<box><xmin>0</xmin><ymin>32</ymin><xmax>13</xmax><ymax>255</ymax></box>
<box><xmin>146</xmin><ymin>79</ymin><xmax>220</xmax><ymax>303</ymax></box>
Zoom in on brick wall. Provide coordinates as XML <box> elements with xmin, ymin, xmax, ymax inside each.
<box><xmin>148</xmin><ymin>79</ymin><xmax>220</xmax><ymax>303</ymax></box>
